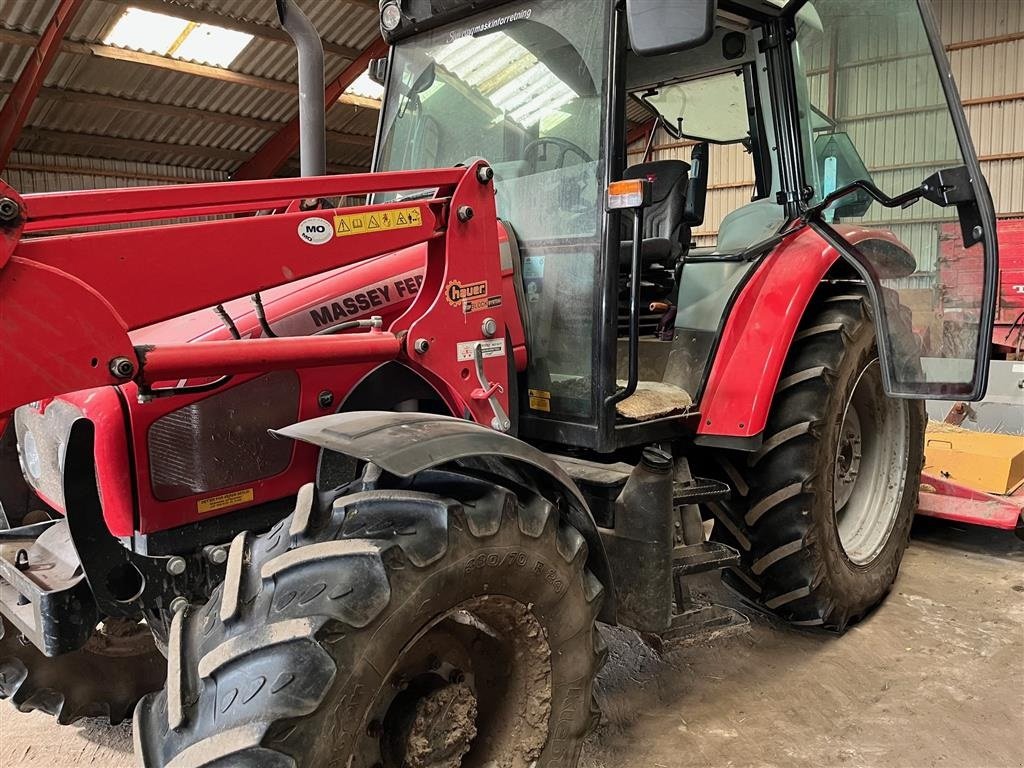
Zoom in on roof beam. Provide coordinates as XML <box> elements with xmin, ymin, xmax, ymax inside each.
<box><xmin>0</xmin><ymin>29</ymin><xmax>384</xmax><ymax>110</ymax></box>
<box><xmin>63</xmin><ymin>39</ymin><xmax>297</xmax><ymax>92</ymax></box>
<box><xmin>0</xmin><ymin>81</ymin><xmax>377</xmax><ymax>147</ymax></box>
<box><xmin>233</xmin><ymin>38</ymin><xmax>387</xmax><ymax>180</ymax></box>
<box><xmin>108</xmin><ymin>0</ymin><xmax>362</xmax><ymax>60</ymax></box>
<box><xmin>0</xmin><ymin>28</ymin><xmax>295</xmax><ymax>93</ymax></box>
<box><xmin>337</xmin><ymin>93</ymin><xmax>381</xmax><ymax>109</ymax></box>
<box><xmin>0</xmin><ymin>0</ymin><xmax>86</xmax><ymax>168</ymax></box>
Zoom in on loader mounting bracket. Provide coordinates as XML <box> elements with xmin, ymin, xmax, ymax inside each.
<box><xmin>63</xmin><ymin>419</ymin><xmax>223</xmax><ymax>620</ymax></box>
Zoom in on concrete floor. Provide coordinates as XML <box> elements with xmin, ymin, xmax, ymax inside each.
<box><xmin>1</xmin><ymin>518</ymin><xmax>1021</xmax><ymax>768</ymax></box>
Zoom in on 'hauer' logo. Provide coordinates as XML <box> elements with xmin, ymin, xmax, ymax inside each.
<box><xmin>298</xmin><ymin>216</ymin><xmax>333</xmax><ymax>245</ymax></box>
<box><xmin>445</xmin><ymin>280</ymin><xmax>487</xmax><ymax>307</ymax></box>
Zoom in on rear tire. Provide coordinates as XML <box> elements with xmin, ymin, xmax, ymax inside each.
<box><xmin>707</xmin><ymin>285</ymin><xmax>926</xmax><ymax>631</ymax></box>
<box><xmin>135</xmin><ymin>471</ymin><xmax>605</xmax><ymax>767</ymax></box>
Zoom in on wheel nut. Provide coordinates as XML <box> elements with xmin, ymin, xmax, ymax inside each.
<box><xmin>457</xmin><ymin>205</ymin><xmax>474</xmax><ymax>222</ymax></box>
<box><xmin>166</xmin><ymin>556</ymin><xmax>187</xmax><ymax>576</ymax></box>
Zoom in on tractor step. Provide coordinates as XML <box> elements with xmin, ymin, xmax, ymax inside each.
<box><xmin>673</xmin><ymin>477</ymin><xmax>731</xmax><ymax>505</ymax></box>
<box><xmin>672</xmin><ymin>540</ymin><xmax>741</xmax><ymax>576</ymax></box>
<box><xmin>664</xmin><ymin>603</ymin><xmax>749</xmax><ymax>642</ymax></box>
<box><xmin>0</xmin><ymin>519</ymin><xmax>97</xmax><ymax>656</ymax></box>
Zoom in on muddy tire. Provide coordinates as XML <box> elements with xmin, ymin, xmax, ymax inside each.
<box><xmin>707</xmin><ymin>285</ymin><xmax>926</xmax><ymax>631</ymax></box>
<box><xmin>0</xmin><ymin>617</ymin><xmax>166</xmax><ymax>724</ymax></box>
<box><xmin>135</xmin><ymin>471</ymin><xmax>605</xmax><ymax>767</ymax></box>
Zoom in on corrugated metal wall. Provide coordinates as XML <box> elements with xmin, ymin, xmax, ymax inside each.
<box><xmin>5</xmin><ymin>151</ymin><xmax>227</xmax><ymax>191</ymax></box>
<box><xmin>629</xmin><ymin>0</ymin><xmax>1024</xmax><ymax>251</ymax></box>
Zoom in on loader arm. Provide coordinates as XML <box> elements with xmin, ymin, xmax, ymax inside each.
<box><xmin>0</xmin><ymin>162</ymin><xmax>514</xmax><ymax>435</ymax></box>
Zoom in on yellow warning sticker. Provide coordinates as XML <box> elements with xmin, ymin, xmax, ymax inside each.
<box><xmin>333</xmin><ymin>206</ymin><xmax>424</xmax><ymax>237</ymax></box>
<box><xmin>197</xmin><ymin>488</ymin><xmax>254</xmax><ymax>515</ymax></box>
<box><xmin>528</xmin><ymin>388</ymin><xmax>551</xmax><ymax>412</ymax></box>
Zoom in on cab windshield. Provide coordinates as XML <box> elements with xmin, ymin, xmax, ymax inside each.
<box><xmin>377</xmin><ymin>0</ymin><xmax>611</xmax><ymax>421</ymax></box>
<box><xmin>376</xmin><ymin>0</ymin><xmax>609</xmax><ymax>242</ymax></box>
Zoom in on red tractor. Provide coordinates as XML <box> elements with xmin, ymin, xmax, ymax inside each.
<box><xmin>0</xmin><ymin>0</ymin><xmax>998</xmax><ymax>765</ymax></box>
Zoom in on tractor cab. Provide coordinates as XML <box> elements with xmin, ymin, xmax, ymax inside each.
<box><xmin>373</xmin><ymin>0</ymin><xmax>998</xmax><ymax>453</ymax></box>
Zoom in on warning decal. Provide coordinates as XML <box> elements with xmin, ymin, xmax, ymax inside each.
<box><xmin>334</xmin><ymin>206</ymin><xmax>423</xmax><ymax>237</ymax></box>
<box><xmin>456</xmin><ymin>338</ymin><xmax>505</xmax><ymax>362</ymax></box>
<box><xmin>198</xmin><ymin>488</ymin><xmax>254</xmax><ymax>514</ymax></box>
<box><xmin>528</xmin><ymin>388</ymin><xmax>551</xmax><ymax>412</ymax></box>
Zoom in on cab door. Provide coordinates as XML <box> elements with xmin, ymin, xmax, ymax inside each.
<box><xmin>791</xmin><ymin>0</ymin><xmax>998</xmax><ymax>399</ymax></box>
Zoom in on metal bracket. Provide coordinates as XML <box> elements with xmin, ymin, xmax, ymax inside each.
<box><xmin>63</xmin><ymin>420</ymin><xmax>220</xmax><ymax>618</ymax></box>
<box><xmin>472</xmin><ymin>343</ymin><xmax>511</xmax><ymax>432</ymax></box>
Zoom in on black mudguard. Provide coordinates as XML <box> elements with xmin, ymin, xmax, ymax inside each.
<box><xmin>274</xmin><ymin>411</ymin><xmax>616</xmax><ymax>623</ymax></box>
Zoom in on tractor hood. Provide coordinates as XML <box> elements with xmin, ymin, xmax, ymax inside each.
<box><xmin>130</xmin><ymin>243</ymin><xmax>428</xmax><ymax>347</ymax></box>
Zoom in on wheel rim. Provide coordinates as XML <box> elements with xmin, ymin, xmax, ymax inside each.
<box><xmin>360</xmin><ymin>595</ymin><xmax>551</xmax><ymax>768</ymax></box>
<box><xmin>833</xmin><ymin>359</ymin><xmax>911</xmax><ymax>565</ymax></box>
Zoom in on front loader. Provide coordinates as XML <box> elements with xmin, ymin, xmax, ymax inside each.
<box><xmin>0</xmin><ymin>0</ymin><xmax>998</xmax><ymax>765</ymax></box>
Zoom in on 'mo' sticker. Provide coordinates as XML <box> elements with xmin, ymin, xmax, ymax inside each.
<box><xmin>298</xmin><ymin>216</ymin><xmax>333</xmax><ymax>245</ymax></box>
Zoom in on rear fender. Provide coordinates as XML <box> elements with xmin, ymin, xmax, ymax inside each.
<box><xmin>274</xmin><ymin>411</ymin><xmax>615</xmax><ymax>623</ymax></box>
<box><xmin>697</xmin><ymin>226</ymin><xmax>910</xmax><ymax>445</ymax></box>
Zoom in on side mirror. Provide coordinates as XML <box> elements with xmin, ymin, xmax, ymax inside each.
<box><xmin>410</xmin><ymin>61</ymin><xmax>436</xmax><ymax>95</ymax></box>
<box><xmin>684</xmin><ymin>142</ymin><xmax>709</xmax><ymax>226</ymax></box>
<box><xmin>626</xmin><ymin>0</ymin><xmax>715</xmax><ymax>57</ymax></box>
<box><xmin>814</xmin><ymin>132</ymin><xmax>873</xmax><ymax>218</ymax></box>
<box><xmin>367</xmin><ymin>57</ymin><xmax>388</xmax><ymax>86</ymax></box>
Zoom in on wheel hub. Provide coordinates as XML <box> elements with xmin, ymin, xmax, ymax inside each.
<box><xmin>401</xmin><ymin>680</ymin><xmax>478</xmax><ymax>768</ymax></box>
<box><xmin>832</xmin><ymin>360</ymin><xmax>911</xmax><ymax>566</ymax></box>
<box><xmin>833</xmin><ymin>405</ymin><xmax>863</xmax><ymax>511</ymax></box>
<box><xmin>363</xmin><ymin>596</ymin><xmax>551</xmax><ymax>768</ymax></box>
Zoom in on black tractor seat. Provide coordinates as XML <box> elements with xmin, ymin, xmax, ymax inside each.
<box><xmin>618</xmin><ymin>159</ymin><xmax>692</xmax><ymax>268</ymax></box>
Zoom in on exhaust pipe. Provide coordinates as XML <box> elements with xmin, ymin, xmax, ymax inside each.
<box><xmin>276</xmin><ymin>0</ymin><xmax>326</xmax><ymax>177</ymax></box>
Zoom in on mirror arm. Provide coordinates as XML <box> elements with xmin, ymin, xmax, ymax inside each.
<box><xmin>802</xmin><ymin>178</ymin><xmax>923</xmax><ymax>223</ymax></box>
<box><xmin>802</xmin><ymin>165</ymin><xmax>978</xmax><ymax>225</ymax></box>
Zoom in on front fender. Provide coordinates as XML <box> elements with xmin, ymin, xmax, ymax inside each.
<box><xmin>698</xmin><ymin>226</ymin><xmax>910</xmax><ymax>445</ymax></box>
<box><xmin>274</xmin><ymin>411</ymin><xmax>615</xmax><ymax>623</ymax></box>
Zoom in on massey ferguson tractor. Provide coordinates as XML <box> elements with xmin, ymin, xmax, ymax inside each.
<box><xmin>0</xmin><ymin>0</ymin><xmax>998</xmax><ymax>765</ymax></box>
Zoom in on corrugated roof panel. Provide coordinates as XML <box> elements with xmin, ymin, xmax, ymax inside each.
<box><xmin>0</xmin><ymin>0</ymin><xmax>60</xmax><ymax>34</ymax></box>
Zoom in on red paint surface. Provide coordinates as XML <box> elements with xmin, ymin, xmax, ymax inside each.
<box><xmin>3</xmin><ymin>162</ymin><xmax>525</xmax><ymax>533</ymax></box>
<box><xmin>917</xmin><ymin>472</ymin><xmax>1023</xmax><ymax>530</ymax></box>
<box><xmin>698</xmin><ymin>226</ymin><xmax>910</xmax><ymax>440</ymax></box>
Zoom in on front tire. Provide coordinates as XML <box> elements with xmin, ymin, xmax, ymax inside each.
<box><xmin>135</xmin><ymin>471</ymin><xmax>605</xmax><ymax>767</ymax></box>
<box><xmin>708</xmin><ymin>285</ymin><xmax>926</xmax><ymax>631</ymax></box>
<box><xmin>0</xmin><ymin>617</ymin><xmax>166</xmax><ymax>724</ymax></box>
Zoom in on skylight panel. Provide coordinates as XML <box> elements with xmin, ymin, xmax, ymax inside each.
<box><xmin>173</xmin><ymin>23</ymin><xmax>253</xmax><ymax>67</ymax></box>
<box><xmin>103</xmin><ymin>7</ymin><xmax>253</xmax><ymax>68</ymax></box>
<box><xmin>103</xmin><ymin>8</ymin><xmax>189</xmax><ymax>54</ymax></box>
<box><xmin>345</xmin><ymin>70</ymin><xmax>384</xmax><ymax>101</ymax></box>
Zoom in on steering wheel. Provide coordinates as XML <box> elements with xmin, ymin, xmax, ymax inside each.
<box><xmin>522</xmin><ymin>136</ymin><xmax>593</xmax><ymax>168</ymax></box>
